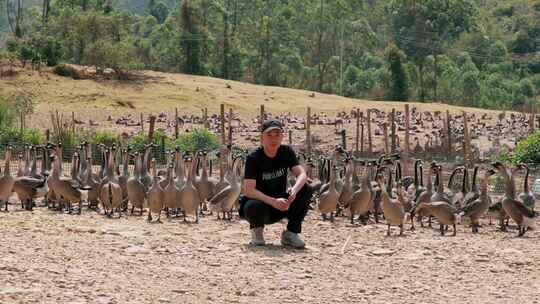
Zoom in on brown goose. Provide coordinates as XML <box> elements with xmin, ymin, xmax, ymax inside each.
<box><xmin>318</xmin><ymin>160</ymin><xmax>339</xmax><ymax>222</ymax></box>
<box><xmin>0</xmin><ymin>147</ymin><xmax>15</xmax><ymax>211</ymax></box>
<box><xmin>147</xmin><ymin>158</ymin><xmax>164</xmax><ymax>223</ymax></box>
<box><xmin>415</xmin><ymin>201</ymin><xmax>460</xmax><ymax>236</ymax></box>
<box><xmin>127</xmin><ymin>152</ymin><xmax>146</xmax><ymax>215</ymax></box>
<box><xmin>347</xmin><ymin>160</ymin><xmax>373</xmax><ymax>225</ymax></box>
<box><xmin>208</xmin><ymin>156</ymin><xmax>241</xmax><ymax>220</ymax></box>
<box><xmin>518</xmin><ymin>163</ymin><xmax>535</xmax><ymax>212</ymax></box>
<box><xmin>194</xmin><ymin>151</ymin><xmax>215</xmax><ymax>213</ymax></box>
<box><xmin>460</xmin><ymin>169</ymin><xmax>495</xmax><ymax>233</ymax></box>
<box><xmin>99</xmin><ymin>147</ymin><xmax>123</xmax><ymax>218</ymax></box>
<box><xmin>48</xmin><ymin>151</ymin><xmax>88</xmax><ymax>214</ymax></box>
<box><xmin>492</xmin><ymin>162</ymin><xmax>536</xmax><ymax>236</ymax></box>
<box><xmin>163</xmin><ymin>163</ymin><xmax>181</xmax><ymax>217</ymax></box>
<box><xmin>378</xmin><ymin>166</ymin><xmax>406</xmax><ymax>236</ymax></box>
<box><xmin>178</xmin><ymin>154</ymin><xmax>201</xmax><ymax>223</ymax></box>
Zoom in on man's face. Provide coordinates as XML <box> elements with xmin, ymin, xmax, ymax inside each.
<box><xmin>261</xmin><ymin>129</ymin><xmax>283</xmax><ymax>149</ymax></box>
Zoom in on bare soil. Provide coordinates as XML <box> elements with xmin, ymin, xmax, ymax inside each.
<box><xmin>1</xmin><ymin>67</ymin><xmax>538</xmax><ymax>304</ymax></box>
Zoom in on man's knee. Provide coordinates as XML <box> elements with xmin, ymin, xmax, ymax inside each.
<box><xmin>243</xmin><ymin>199</ymin><xmax>266</xmax><ymax>218</ymax></box>
<box><xmin>297</xmin><ymin>183</ymin><xmax>314</xmax><ymax>202</ymax></box>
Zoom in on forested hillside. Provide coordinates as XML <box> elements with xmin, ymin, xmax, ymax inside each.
<box><xmin>1</xmin><ymin>0</ymin><xmax>539</xmax><ymax>110</ymax></box>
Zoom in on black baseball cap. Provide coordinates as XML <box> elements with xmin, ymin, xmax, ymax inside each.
<box><xmin>261</xmin><ymin>119</ymin><xmax>284</xmax><ymax>133</ymax></box>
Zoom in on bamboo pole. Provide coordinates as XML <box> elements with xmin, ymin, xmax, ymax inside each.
<box><xmin>260</xmin><ymin>105</ymin><xmax>265</xmax><ymax>127</ymax></box>
<box><xmin>174</xmin><ymin>108</ymin><xmax>179</xmax><ymax>139</ymax></box>
<box><xmin>390</xmin><ymin>108</ymin><xmax>396</xmax><ymax>153</ymax></box>
<box><xmin>367</xmin><ymin>109</ymin><xmax>373</xmax><ymax>156</ymax></box>
<box><xmin>140</xmin><ymin>113</ymin><xmax>144</xmax><ymax>133</ymax></box>
<box><xmin>355</xmin><ymin>108</ymin><xmax>360</xmax><ymax>155</ymax></box>
<box><xmin>148</xmin><ymin>115</ymin><xmax>156</xmax><ymax>142</ymax></box>
<box><xmin>306</xmin><ymin>107</ymin><xmax>312</xmax><ymax>157</ymax></box>
<box><xmin>404</xmin><ymin>104</ymin><xmax>410</xmax><ymax>176</ymax></box>
<box><xmin>462</xmin><ymin>111</ymin><xmax>471</xmax><ymax>166</ymax></box>
<box><xmin>446</xmin><ymin>110</ymin><xmax>452</xmax><ymax>154</ymax></box>
<box><xmin>383</xmin><ymin>122</ymin><xmax>389</xmax><ymax>154</ymax></box>
<box><xmin>228</xmin><ymin>108</ymin><xmax>233</xmax><ymax>146</ymax></box>
<box><xmin>220</xmin><ymin>104</ymin><xmax>226</xmax><ymax>145</ymax></box>
<box><xmin>360</xmin><ymin>112</ymin><xmax>365</xmax><ymax>156</ymax></box>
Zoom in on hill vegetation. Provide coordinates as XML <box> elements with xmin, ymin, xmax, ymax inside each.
<box><xmin>0</xmin><ymin>0</ymin><xmax>539</xmax><ymax>110</ymax></box>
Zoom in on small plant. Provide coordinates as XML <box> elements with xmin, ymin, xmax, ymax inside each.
<box><xmin>513</xmin><ymin>129</ymin><xmax>540</xmax><ymax>164</ymax></box>
<box><xmin>89</xmin><ymin>130</ymin><xmax>120</xmax><ymax>146</ymax></box>
<box><xmin>175</xmin><ymin>128</ymin><xmax>219</xmax><ymax>153</ymax></box>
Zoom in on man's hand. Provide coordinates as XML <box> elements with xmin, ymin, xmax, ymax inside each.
<box><xmin>272</xmin><ymin>198</ymin><xmax>290</xmax><ymax>211</ymax></box>
<box><xmin>287</xmin><ymin>187</ymin><xmax>298</xmax><ymax>204</ymax></box>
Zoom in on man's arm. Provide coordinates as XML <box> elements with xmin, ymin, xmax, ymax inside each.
<box><xmin>287</xmin><ymin>165</ymin><xmax>307</xmax><ymax>204</ymax></box>
<box><xmin>244</xmin><ymin>179</ymin><xmax>289</xmax><ymax>211</ymax></box>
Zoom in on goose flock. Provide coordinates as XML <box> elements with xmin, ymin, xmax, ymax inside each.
<box><xmin>0</xmin><ymin>143</ymin><xmax>244</xmax><ymax>224</ymax></box>
<box><xmin>0</xmin><ymin>141</ymin><xmax>536</xmax><ymax>238</ymax></box>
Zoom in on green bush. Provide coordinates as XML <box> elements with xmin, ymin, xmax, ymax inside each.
<box><xmin>0</xmin><ymin>96</ymin><xmax>15</xmax><ymax>130</ymax></box>
<box><xmin>513</xmin><ymin>129</ymin><xmax>540</xmax><ymax>164</ymax></box>
<box><xmin>489</xmin><ymin>146</ymin><xmax>513</xmax><ymax>165</ymax></box>
<box><xmin>175</xmin><ymin>128</ymin><xmax>219</xmax><ymax>154</ymax></box>
<box><xmin>0</xmin><ymin>128</ymin><xmax>43</xmax><ymax>146</ymax></box>
<box><xmin>53</xmin><ymin>64</ymin><xmax>75</xmax><ymax>78</ymax></box>
<box><xmin>89</xmin><ymin>130</ymin><xmax>120</xmax><ymax>146</ymax></box>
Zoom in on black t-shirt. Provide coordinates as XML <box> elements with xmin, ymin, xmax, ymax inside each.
<box><xmin>244</xmin><ymin>145</ymin><xmax>299</xmax><ymax>198</ymax></box>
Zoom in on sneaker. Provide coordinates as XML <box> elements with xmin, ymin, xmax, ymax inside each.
<box><xmin>249</xmin><ymin>227</ymin><xmax>266</xmax><ymax>246</ymax></box>
<box><xmin>281</xmin><ymin>230</ymin><xmax>305</xmax><ymax>249</ymax></box>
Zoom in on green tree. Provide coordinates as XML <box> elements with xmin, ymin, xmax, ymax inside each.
<box><xmin>385</xmin><ymin>43</ymin><xmax>408</xmax><ymax>101</ymax></box>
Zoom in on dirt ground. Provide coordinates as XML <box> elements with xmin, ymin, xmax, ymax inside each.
<box><xmin>1</xmin><ymin>66</ymin><xmax>539</xmax><ymax>304</ymax></box>
<box><xmin>1</xmin><ymin>197</ymin><xmax>540</xmax><ymax>304</ymax></box>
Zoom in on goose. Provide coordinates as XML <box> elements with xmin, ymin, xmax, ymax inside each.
<box><xmin>448</xmin><ymin>166</ymin><xmax>466</xmax><ymax>208</ymax></box>
<box><xmin>492</xmin><ymin>162</ymin><xmax>536</xmax><ymax>236</ymax></box>
<box><xmin>347</xmin><ymin>160</ymin><xmax>373</xmax><ymax>225</ymax></box>
<box><xmin>462</xmin><ymin>165</ymin><xmax>480</xmax><ymax>208</ymax></box>
<box><xmin>518</xmin><ymin>163</ymin><xmax>535</xmax><ymax>212</ymax></box>
<box><xmin>460</xmin><ymin>169</ymin><xmax>495</xmax><ymax>233</ymax></box>
<box><xmin>140</xmin><ymin>144</ymin><xmax>154</xmax><ymax>191</ymax></box>
<box><xmin>99</xmin><ymin>147</ymin><xmax>123</xmax><ymax>218</ymax></box>
<box><xmin>378</xmin><ymin>165</ymin><xmax>406</xmax><ymax>236</ymax></box>
<box><xmin>208</xmin><ymin>155</ymin><xmax>242</xmax><ymax>220</ymax></box>
<box><xmin>338</xmin><ymin>158</ymin><xmax>354</xmax><ymax>215</ymax></box>
<box><xmin>411</xmin><ymin>162</ymin><xmax>434</xmax><ymax>229</ymax></box>
<box><xmin>178</xmin><ymin>154</ymin><xmax>201</xmax><ymax>223</ymax></box>
<box><xmin>83</xmin><ymin>154</ymin><xmax>100</xmax><ymax>210</ymax></box>
<box><xmin>213</xmin><ymin>147</ymin><xmax>230</xmax><ymax>195</ymax></box>
<box><xmin>118</xmin><ymin>147</ymin><xmax>131</xmax><ymax>210</ymax></box>
<box><xmin>163</xmin><ymin>163</ymin><xmax>181</xmax><ymax>217</ymax></box>
<box><xmin>147</xmin><ymin>158</ymin><xmax>164</xmax><ymax>223</ymax></box>
<box><xmin>48</xmin><ymin>150</ymin><xmax>88</xmax><ymax>214</ymax></box>
<box><xmin>415</xmin><ymin>201</ymin><xmax>460</xmax><ymax>236</ymax></box>
<box><xmin>318</xmin><ymin>160</ymin><xmax>339</xmax><ymax>222</ymax></box>
<box><xmin>127</xmin><ymin>152</ymin><xmax>146</xmax><ymax>215</ymax></box>
<box><xmin>174</xmin><ymin>147</ymin><xmax>186</xmax><ymax>190</ymax></box>
<box><xmin>431</xmin><ymin>164</ymin><xmax>451</xmax><ymax>204</ymax></box>
<box><xmin>194</xmin><ymin>151</ymin><xmax>215</xmax><ymax>213</ymax></box>
<box><xmin>0</xmin><ymin>147</ymin><xmax>15</xmax><ymax>211</ymax></box>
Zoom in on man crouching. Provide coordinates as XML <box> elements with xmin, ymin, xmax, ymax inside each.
<box><xmin>239</xmin><ymin>119</ymin><xmax>313</xmax><ymax>248</ymax></box>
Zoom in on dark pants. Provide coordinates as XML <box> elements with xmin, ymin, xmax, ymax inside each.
<box><xmin>239</xmin><ymin>184</ymin><xmax>313</xmax><ymax>234</ymax></box>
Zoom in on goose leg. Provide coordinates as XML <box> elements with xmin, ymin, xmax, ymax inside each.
<box><xmin>156</xmin><ymin>210</ymin><xmax>162</xmax><ymax>223</ymax></box>
<box><xmin>78</xmin><ymin>201</ymin><xmax>82</xmax><ymax>215</ymax></box>
<box><xmin>330</xmin><ymin>212</ymin><xmax>335</xmax><ymax>223</ymax></box>
<box><xmin>440</xmin><ymin>224</ymin><xmax>444</xmax><ymax>236</ymax></box>
<box><xmin>195</xmin><ymin>209</ymin><xmax>200</xmax><ymax>224</ymax></box>
<box><xmin>322</xmin><ymin>213</ymin><xmax>327</xmax><ymax>221</ymax></box>
<box><xmin>452</xmin><ymin>224</ymin><xmax>457</xmax><ymax>236</ymax></box>
<box><xmin>387</xmin><ymin>224</ymin><xmax>391</xmax><ymax>236</ymax></box>
<box><xmin>399</xmin><ymin>224</ymin><xmax>404</xmax><ymax>236</ymax></box>
<box><xmin>130</xmin><ymin>205</ymin><xmax>135</xmax><ymax>215</ymax></box>
<box><xmin>350</xmin><ymin>214</ymin><xmax>354</xmax><ymax>225</ymax></box>
<box><xmin>147</xmin><ymin>211</ymin><xmax>152</xmax><ymax>222</ymax></box>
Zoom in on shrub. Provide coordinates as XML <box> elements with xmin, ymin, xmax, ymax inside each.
<box><xmin>513</xmin><ymin>129</ymin><xmax>540</xmax><ymax>164</ymax></box>
<box><xmin>175</xmin><ymin>128</ymin><xmax>219</xmax><ymax>154</ymax></box>
<box><xmin>89</xmin><ymin>130</ymin><xmax>120</xmax><ymax>146</ymax></box>
<box><xmin>0</xmin><ymin>96</ymin><xmax>15</xmax><ymax>130</ymax></box>
<box><xmin>0</xmin><ymin>128</ymin><xmax>43</xmax><ymax>146</ymax></box>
